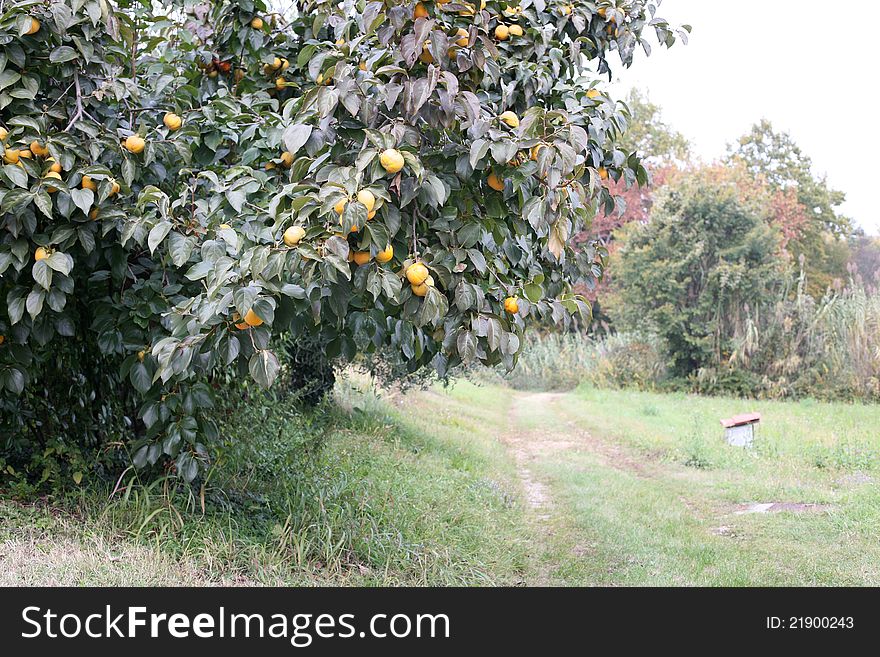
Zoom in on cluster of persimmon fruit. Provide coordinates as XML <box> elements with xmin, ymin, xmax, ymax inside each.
<box><xmin>2</xmin><ymin>106</ymin><xmax>184</xmax><ymax>265</ymax></box>
<box><xmin>198</xmin><ymin>55</ymin><xmax>236</xmax><ymax>79</ymax></box>
<box><xmin>229</xmin><ymin>5</ymin><xmax>571</xmax><ymax>329</ymax></box>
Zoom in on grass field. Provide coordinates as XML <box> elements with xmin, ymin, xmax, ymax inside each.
<box><xmin>510</xmin><ymin>385</ymin><xmax>880</xmax><ymax>585</ymax></box>
<box><xmin>3</xmin><ymin>379</ymin><xmax>880</xmax><ymax>586</ymax></box>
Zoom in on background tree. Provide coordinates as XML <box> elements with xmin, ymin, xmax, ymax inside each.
<box><xmin>848</xmin><ymin>232</ymin><xmax>880</xmax><ymax>292</ymax></box>
<box><xmin>574</xmin><ymin>87</ymin><xmax>687</xmax><ymax>332</ymax></box>
<box><xmin>0</xmin><ymin>0</ymin><xmax>687</xmax><ymax>485</ymax></box>
<box><xmin>726</xmin><ymin>119</ymin><xmax>852</xmax><ymax>296</ymax></box>
<box><xmin>617</xmin><ymin>88</ymin><xmax>690</xmax><ymax>165</ymax></box>
<box><xmin>609</xmin><ymin>167</ymin><xmax>787</xmax><ymax>376</ymax></box>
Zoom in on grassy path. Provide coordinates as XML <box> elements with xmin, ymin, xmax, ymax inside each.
<box><xmin>436</xmin><ymin>382</ymin><xmax>880</xmax><ymax>586</ymax></box>
<box><xmin>4</xmin><ymin>379</ymin><xmax>880</xmax><ymax>586</ymax></box>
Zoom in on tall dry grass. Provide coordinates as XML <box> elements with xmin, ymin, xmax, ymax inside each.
<box><xmin>726</xmin><ymin>273</ymin><xmax>880</xmax><ymax>400</ymax></box>
<box><xmin>495</xmin><ymin>274</ymin><xmax>880</xmax><ymax>401</ymax></box>
<box><xmin>490</xmin><ymin>332</ymin><xmax>666</xmax><ymax>392</ymax></box>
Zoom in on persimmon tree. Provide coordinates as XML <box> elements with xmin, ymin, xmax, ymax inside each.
<box><xmin>0</xmin><ymin>0</ymin><xmax>686</xmax><ymax>482</ymax></box>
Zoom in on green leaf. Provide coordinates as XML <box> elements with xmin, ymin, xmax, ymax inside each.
<box><xmin>5</xmin><ymin>368</ymin><xmax>25</xmax><ymax>395</ymax></box>
<box><xmin>1</xmin><ymin>188</ymin><xmax>32</xmax><ymax>211</ymax></box>
<box><xmin>46</xmin><ymin>252</ymin><xmax>73</xmax><ymax>276</ymax></box>
<box><xmin>121</xmin><ymin>156</ymin><xmax>136</xmax><ymax>186</ymax></box>
<box><xmin>47</xmin><ymin>288</ymin><xmax>66</xmax><ymax>312</ymax></box>
<box><xmin>33</xmin><ymin>188</ymin><xmax>53</xmax><ymax>219</ymax></box>
<box><xmin>365</xmin><ymin>269</ymin><xmax>382</xmax><ymax>300</ymax></box>
<box><xmin>470</xmin><ymin>139</ymin><xmax>489</xmax><ymax>169</ymax></box>
<box><xmin>3</xmin><ymin>163</ymin><xmax>28</xmax><ymax>188</ymax></box>
<box><xmin>0</xmin><ymin>70</ymin><xmax>21</xmax><ymax>91</ymax></box>
<box><xmin>224</xmin><ymin>336</ymin><xmax>240</xmax><ymax>365</ymax></box>
<box><xmin>178</xmin><ymin>453</ymin><xmax>199</xmax><ymax>483</ymax></box>
<box><xmin>455</xmin><ymin>281</ymin><xmax>476</xmax><ymax>311</ymax></box>
<box><xmin>251</xmin><ymin>297</ymin><xmax>275</xmax><ymax>325</ymax></box>
<box><xmin>491</xmin><ymin>141</ymin><xmax>518</xmax><ymax>164</ymax></box>
<box><xmin>185</xmin><ymin>260</ymin><xmax>212</xmax><ymax>280</ymax></box>
<box><xmin>524</xmin><ymin>282</ymin><xmax>543</xmax><ymax>303</ymax></box>
<box><xmin>70</xmin><ymin>188</ymin><xmax>94</xmax><ymax>215</ymax></box>
<box><xmin>380</xmin><ymin>268</ymin><xmax>402</xmax><ymax>300</ymax></box>
<box><xmin>132</xmin><ymin>445</ymin><xmax>150</xmax><ymax>469</ymax></box>
<box><xmin>249</xmin><ymin>350</ymin><xmax>280</xmax><ymax>389</ymax></box>
<box><xmin>225</xmin><ymin>189</ymin><xmax>246</xmax><ymax>212</ymax></box>
<box><xmin>168</xmin><ymin>231</ymin><xmax>196</xmax><ymax>267</ymax></box>
<box><xmin>501</xmin><ymin>331</ymin><xmax>521</xmax><ymax>356</ymax></box>
<box><xmin>49</xmin><ymin>46</ymin><xmax>78</xmax><ymax>63</ymax></box>
<box><xmin>233</xmin><ymin>285</ymin><xmax>259</xmax><ymax>315</ymax></box>
<box><xmin>456</xmin><ymin>329</ymin><xmax>477</xmax><ymax>363</ymax></box>
<box><xmin>486</xmin><ymin>317</ymin><xmax>502</xmax><ymax>351</ymax></box>
<box><xmin>130</xmin><ymin>362</ymin><xmax>151</xmax><ymax>392</ymax></box>
<box><xmin>282</xmin><ymin>124</ymin><xmax>312</xmax><ymax>155</ymax></box>
<box><xmin>7</xmin><ymin>294</ymin><xmax>25</xmax><ymax>325</ymax></box>
<box><xmin>32</xmin><ymin>260</ymin><xmax>52</xmax><ymax>290</ymax></box>
<box><xmin>522</xmin><ymin>196</ymin><xmax>545</xmax><ymax>230</ymax></box>
<box><xmin>26</xmin><ymin>289</ymin><xmax>44</xmax><ymax>318</ymax></box>
<box><xmin>218</xmin><ymin>226</ymin><xmax>239</xmax><ymax>254</ymax></box>
<box><xmin>147</xmin><ymin>221</ymin><xmax>172</xmax><ymax>254</ymax></box>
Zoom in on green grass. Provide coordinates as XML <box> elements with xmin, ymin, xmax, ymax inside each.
<box><xmin>0</xmin><ymin>377</ymin><xmax>530</xmax><ymax>586</ymax></box>
<box><xmin>522</xmin><ymin>384</ymin><xmax>880</xmax><ymax>585</ymax></box>
<box><xmin>4</xmin><ymin>378</ymin><xmax>880</xmax><ymax>586</ymax></box>
<box><xmin>569</xmin><ymin>385</ymin><xmax>880</xmax><ymax>477</ymax></box>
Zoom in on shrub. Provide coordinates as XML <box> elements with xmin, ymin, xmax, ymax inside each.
<box><xmin>492</xmin><ymin>332</ymin><xmax>595</xmax><ymax>391</ymax></box>
<box><xmin>688</xmin><ymin>364</ymin><xmax>765</xmax><ymax>399</ymax></box>
<box><xmin>589</xmin><ymin>331</ymin><xmax>667</xmax><ymax>389</ymax></box>
<box><xmin>610</xmin><ymin>166</ymin><xmax>788</xmax><ymax>377</ymax></box>
<box><xmin>730</xmin><ymin>273</ymin><xmax>880</xmax><ymax>401</ymax></box>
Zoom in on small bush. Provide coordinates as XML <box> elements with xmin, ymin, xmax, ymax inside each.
<box><xmin>688</xmin><ymin>365</ymin><xmax>766</xmax><ymax>398</ymax></box>
<box><xmin>590</xmin><ymin>333</ymin><xmax>668</xmax><ymax>390</ymax></box>
<box><xmin>640</xmin><ymin>404</ymin><xmax>661</xmax><ymax>417</ymax></box>
<box><xmin>679</xmin><ymin>418</ymin><xmax>714</xmax><ymax>469</ymax></box>
<box><xmin>727</xmin><ymin>276</ymin><xmax>880</xmax><ymax>402</ymax></box>
<box><xmin>491</xmin><ymin>333</ymin><xmax>595</xmax><ymax>391</ymax></box>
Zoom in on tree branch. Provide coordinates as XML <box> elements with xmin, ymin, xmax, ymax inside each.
<box><xmin>64</xmin><ymin>71</ymin><xmax>83</xmax><ymax>132</ymax></box>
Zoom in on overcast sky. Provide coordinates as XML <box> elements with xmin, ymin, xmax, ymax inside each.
<box><xmin>609</xmin><ymin>0</ymin><xmax>880</xmax><ymax>235</ymax></box>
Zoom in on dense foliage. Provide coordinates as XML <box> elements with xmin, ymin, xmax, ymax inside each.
<box><xmin>611</xmin><ymin>169</ymin><xmax>786</xmax><ymax>376</ymax></box>
<box><xmin>726</xmin><ymin>120</ymin><xmax>852</xmax><ymax>297</ymax></box>
<box><xmin>0</xmin><ymin>0</ymin><xmax>686</xmax><ymax>485</ymax></box>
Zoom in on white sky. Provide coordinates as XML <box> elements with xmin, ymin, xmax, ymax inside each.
<box><xmin>609</xmin><ymin>0</ymin><xmax>880</xmax><ymax>234</ymax></box>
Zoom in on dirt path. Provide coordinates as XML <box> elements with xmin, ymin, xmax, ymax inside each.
<box><xmin>499</xmin><ymin>389</ymin><xmax>674</xmax><ymax>584</ymax></box>
<box><xmin>500</xmin><ymin>392</ymin><xmax>569</xmax><ymax>584</ymax></box>
<box><xmin>503</xmin><ymin>392</ymin><xmax>569</xmax><ymax>517</ymax></box>
<box><xmin>504</xmin><ymin>391</ymin><xmax>660</xmax><ymax>488</ymax></box>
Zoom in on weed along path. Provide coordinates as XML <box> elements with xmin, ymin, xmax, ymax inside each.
<box><xmin>434</xmin><ymin>382</ymin><xmax>880</xmax><ymax>586</ymax></box>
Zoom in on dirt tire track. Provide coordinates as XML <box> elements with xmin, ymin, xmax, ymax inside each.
<box><xmin>503</xmin><ymin>392</ymin><xmax>570</xmax><ymax>517</ymax></box>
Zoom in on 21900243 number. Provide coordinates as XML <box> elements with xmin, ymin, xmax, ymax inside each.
<box><xmin>766</xmin><ymin>616</ymin><xmax>855</xmax><ymax>629</ymax></box>
<box><xmin>789</xmin><ymin>617</ymin><xmax>854</xmax><ymax>629</ymax></box>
